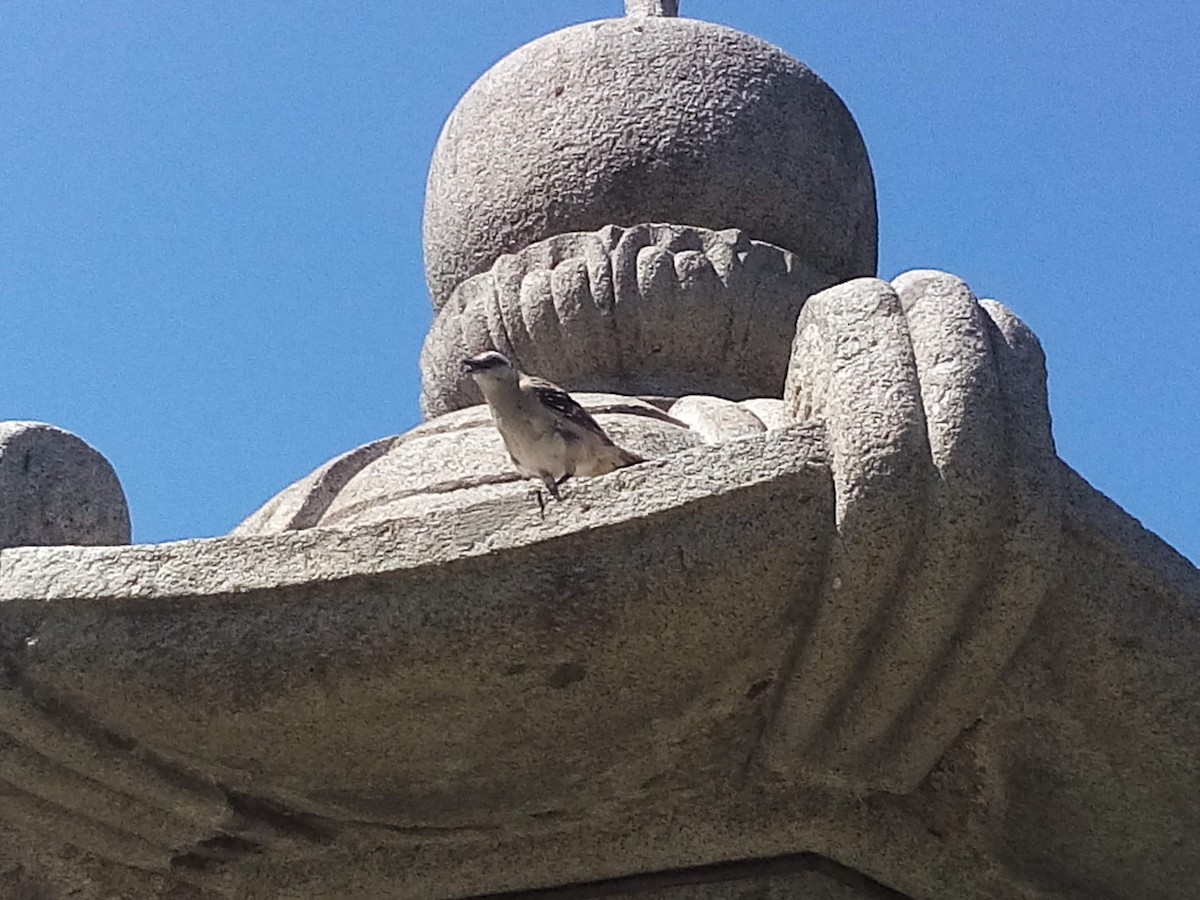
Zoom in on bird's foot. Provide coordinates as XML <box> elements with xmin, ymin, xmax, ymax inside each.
<box><xmin>540</xmin><ymin>473</ymin><xmax>563</xmax><ymax>503</ymax></box>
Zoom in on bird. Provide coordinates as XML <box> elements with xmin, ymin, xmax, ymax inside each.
<box><xmin>462</xmin><ymin>350</ymin><xmax>644</xmax><ymax>504</ymax></box>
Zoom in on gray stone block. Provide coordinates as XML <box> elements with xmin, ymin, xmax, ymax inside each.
<box><xmin>4</xmin><ymin>428</ymin><xmax>1199</xmax><ymax>899</ymax></box>
<box><xmin>0</xmin><ymin>427</ymin><xmax>836</xmax><ymax>899</ymax></box>
<box><xmin>0</xmin><ymin>422</ymin><xmax>130</xmax><ymax>550</ymax></box>
<box><xmin>423</xmin><ymin>14</ymin><xmax>876</xmax><ymax>308</ymax></box>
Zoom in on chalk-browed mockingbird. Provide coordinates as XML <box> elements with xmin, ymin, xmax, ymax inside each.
<box><xmin>462</xmin><ymin>351</ymin><xmax>644</xmax><ymax>501</ymax></box>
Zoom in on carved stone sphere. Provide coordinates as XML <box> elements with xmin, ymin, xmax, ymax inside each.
<box><xmin>423</xmin><ymin>14</ymin><xmax>877</xmax><ymax>309</ymax></box>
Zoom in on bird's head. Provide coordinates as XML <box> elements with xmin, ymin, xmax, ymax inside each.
<box><xmin>462</xmin><ymin>350</ymin><xmax>518</xmax><ymax>387</ymax></box>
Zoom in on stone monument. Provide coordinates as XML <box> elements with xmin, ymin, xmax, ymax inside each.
<box><xmin>1</xmin><ymin>3</ymin><xmax>1197</xmax><ymax>899</ymax></box>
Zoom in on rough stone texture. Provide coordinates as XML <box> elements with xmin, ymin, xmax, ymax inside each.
<box><xmin>422</xmin><ymin>224</ymin><xmax>837</xmax><ymax>416</ymax></box>
<box><xmin>668</xmin><ymin>395</ymin><xmax>765</xmax><ymax>444</ymax></box>
<box><xmin>0</xmin><ymin>422</ymin><xmax>130</xmax><ymax>549</ymax></box>
<box><xmin>422</xmin><ymin>14</ymin><xmax>876</xmax><ymax>308</ymax></box>
<box><xmin>233</xmin><ymin>438</ymin><xmax>396</xmax><ymax>535</ymax></box>
<box><xmin>986</xmin><ymin>465</ymin><xmax>1200</xmax><ymax>900</ymax></box>
<box><xmin>1</xmin><ymin>264</ymin><xmax>1199</xmax><ymax>898</ymax></box>
<box><xmin>237</xmin><ymin>387</ymin><xmax>809</xmax><ymax>537</ymax></box>
<box><xmin>739</xmin><ymin>397</ymin><xmax>791</xmax><ymax>430</ymax></box>
<box><xmin>2</xmin><ymin>0</ymin><xmax>1193</xmax><ymax>895</ymax></box>
<box><xmin>1</xmin><ymin>439</ymin><xmax>1199</xmax><ymax>899</ymax></box>
<box><xmin>0</xmin><ymin>427</ymin><xmax>838</xmax><ymax>899</ymax></box>
<box><xmin>237</xmin><ymin>393</ymin><xmax>703</xmax><ymax>534</ymax></box>
<box><xmin>773</xmin><ymin>272</ymin><xmax>1061</xmax><ymax>791</ymax></box>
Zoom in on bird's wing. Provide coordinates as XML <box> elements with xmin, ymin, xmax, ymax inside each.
<box><xmin>522</xmin><ymin>376</ymin><xmax>614</xmax><ymax>444</ymax></box>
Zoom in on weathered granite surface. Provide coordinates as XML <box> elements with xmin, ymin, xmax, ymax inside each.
<box><xmin>2</xmin><ymin>441</ymin><xmax>1198</xmax><ymax>900</ymax></box>
<box><xmin>1</xmin><ymin>273</ymin><xmax>1197</xmax><ymax>900</ymax></box>
<box><xmin>422</xmin><ymin>13</ymin><xmax>876</xmax><ymax>308</ymax></box>
<box><xmin>471</xmin><ymin>854</ymin><xmax>908</xmax><ymax>900</ymax></box>
<box><xmin>421</xmin><ymin>224</ymin><xmax>840</xmax><ymax>417</ymax></box>
<box><xmin>0</xmin><ymin>422</ymin><xmax>130</xmax><ymax>550</ymax></box>
<box><xmin>0</xmin><ymin>427</ymin><xmax>834</xmax><ymax>898</ymax></box>
<box><xmin>239</xmin><ymin>379</ymin><xmax>792</xmax><ymax>536</ymax></box>
<box><xmin>3</xmin><ymin>0</ymin><xmax>1196</xmax><ymax>895</ymax></box>
<box><xmin>236</xmin><ymin>393</ymin><xmax>704</xmax><ymax>534</ymax></box>
<box><xmin>773</xmin><ymin>273</ymin><xmax>1060</xmax><ymax>792</ymax></box>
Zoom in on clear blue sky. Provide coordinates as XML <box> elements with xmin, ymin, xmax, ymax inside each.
<box><xmin>3</xmin><ymin>1</ymin><xmax>1197</xmax><ymax>563</ymax></box>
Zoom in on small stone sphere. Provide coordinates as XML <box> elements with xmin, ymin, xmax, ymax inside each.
<box><xmin>0</xmin><ymin>421</ymin><xmax>131</xmax><ymax>549</ymax></box>
<box><xmin>423</xmin><ymin>14</ymin><xmax>877</xmax><ymax>309</ymax></box>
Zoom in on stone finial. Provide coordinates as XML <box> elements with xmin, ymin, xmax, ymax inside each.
<box><xmin>0</xmin><ymin>421</ymin><xmax>131</xmax><ymax>549</ymax></box>
<box><xmin>420</xmin><ymin>13</ymin><xmax>876</xmax><ymax>415</ymax></box>
<box><xmin>625</xmin><ymin>0</ymin><xmax>679</xmax><ymax>15</ymax></box>
<box><xmin>423</xmin><ymin>16</ymin><xmax>875</xmax><ymax>311</ymax></box>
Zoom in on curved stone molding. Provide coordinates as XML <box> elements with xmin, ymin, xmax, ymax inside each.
<box><xmin>738</xmin><ymin>397</ymin><xmax>791</xmax><ymax>430</ymax></box>
<box><xmin>422</xmin><ymin>13</ymin><xmax>876</xmax><ymax>308</ymax></box>
<box><xmin>0</xmin><ymin>422</ymin><xmax>131</xmax><ymax>550</ymax></box>
<box><xmin>323</xmin><ymin>394</ymin><xmax>701</xmax><ymax>529</ymax></box>
<box><xmin>0</xmin><ymin>428</ymin><xmax>834</xmax><ymax>877</ymax></box>
<box><xmin>0</xmin><ymin>631</ymin><xmax>331</xmax><ymax>890</ymax></box>
<box><xmin>766</xmin><ymin>271</ymin><xmax>1062</xmax><ymax>791</ymax></box>
<box><xmin>2</xmin><ymin>336</ymin><xmax>1197</xmax><ymax>900</ymax></box>
<box><xmin>238</xmin><ymin>386</ymin><xmax>810</xmax><ymax>535</ymax></box>
<box><xmin>667</xmin><ymin>396</ymin><xmax>765</xmax><ymax>444</ymax></box>
<box><xmin>831</xmin><ymin>272</ymin><xmax>1008</xmax><ymax>765</ymax></box>
<box><xmin>238</xmin><ymin>395</ymin><xmax>702</xmax><ymax>534</ymax></box>
<box><xmin>769</xmin><ymin>278</ymin><xmax>930</xmax><ymax>787</ymax></box>
<box><xmin>233</xmin><ymin>437</ymin><xmax>398</xmax><ymax>535</ymax></box>
<box><xmin>421</xmin><ymin>224</ymin><xmax>837</xmax><ymax>417</ymax></box>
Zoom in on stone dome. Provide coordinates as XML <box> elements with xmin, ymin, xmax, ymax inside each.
<box><xmin>423</xmin><ymin>11</ymin><xmax>877</xmax><ymax>309</ymax></box>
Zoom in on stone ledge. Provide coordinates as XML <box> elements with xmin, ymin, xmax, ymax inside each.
<box><xmin>1</xmin><ymin>425</ymin><xmax>825</xmax><ymax>602</ymax></box>
<box><xmin>0</xmin><ymin>427</ymin><xmax>835</xmax><ymax>893</ymax></box>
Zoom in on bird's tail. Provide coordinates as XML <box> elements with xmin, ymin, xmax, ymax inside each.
<box><xmin>581</xmin><ymin>441</ymin><xmax>644</xmax><ymax>477</ymax></box>
<box><xmin>615</xmin><ymin>446</ymin><xmax>644</xmax><ymax>468</ymax></box>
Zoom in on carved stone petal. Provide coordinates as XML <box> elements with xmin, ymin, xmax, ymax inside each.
<box><xmin>233</xmin><ymin>438</ymin><xmax>397</xmax><ymax>535</ymax></box>
<box><xmin>421</xmin><ymin>224</ymin><xmax>839</xmax><ymax>416</ymax></box>
<box><xmin>739</xmin><ymin>397</ymin><xmax>791</xmax><ymax>430</ymax></box>
<box><xmin>669</xmin><ymin>395</ymin><xmax>766</xmax><ymax>443</ymax></box>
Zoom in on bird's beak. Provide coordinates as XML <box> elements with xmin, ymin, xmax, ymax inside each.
<box><xmin>461</xmin><ymin>357</ymin><xmax>481</xmax><ymax>374</ymax></box>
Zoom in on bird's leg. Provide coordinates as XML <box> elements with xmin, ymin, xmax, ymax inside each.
<box><xmin>534</xmin><ymin>486</ymin><xmax>547</xmax><ymax>517</ymax></box>
<box><xmin>541</xmin><ymin>472</ymin><xmax>562</xmax><ymax>502</ymax></box>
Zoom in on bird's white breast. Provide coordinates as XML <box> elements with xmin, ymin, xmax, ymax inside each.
<box><xmin>493</xmin><ymin>407</ymin><xmax>572</xmax><ymax>480</ymax></box>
